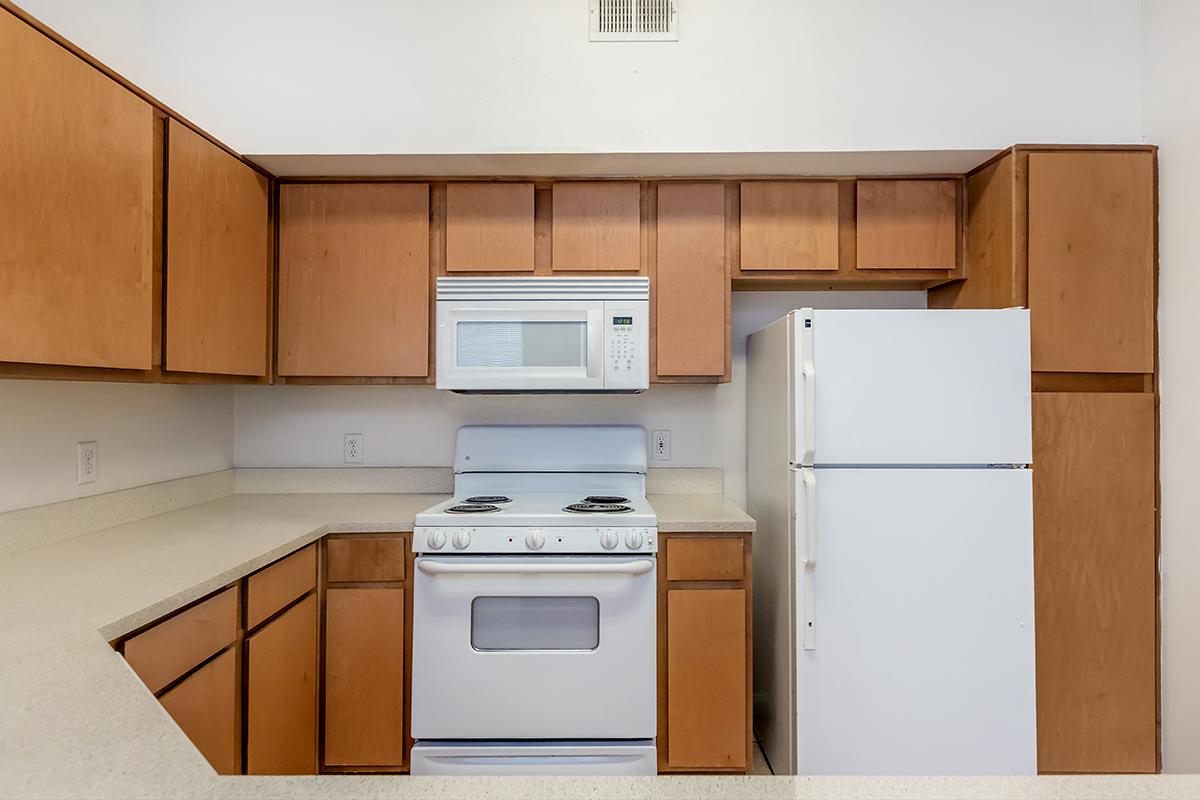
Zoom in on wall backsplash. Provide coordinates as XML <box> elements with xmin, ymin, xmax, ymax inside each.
<box><xmin>234</xmin><ymin>292</ymin><xmax>925</xmax><ymax>507</ymax></box>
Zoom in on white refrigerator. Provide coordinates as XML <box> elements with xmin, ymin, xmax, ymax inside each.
<box><xmin>747</xmin><ymin>309</ymin><xmax>1036</xmax><ymax>776</ymax></box>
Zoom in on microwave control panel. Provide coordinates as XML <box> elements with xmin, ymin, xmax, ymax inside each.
<box><xmin>603</xmin><ymin>303</ymin><xmax>649</xmax><ymax>389</ymax></box>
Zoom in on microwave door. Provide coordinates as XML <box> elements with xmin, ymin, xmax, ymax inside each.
<box><xmin>437</xmin><ymin>302</ymin><xmax>604</xmax><ymax>391</ymax></box>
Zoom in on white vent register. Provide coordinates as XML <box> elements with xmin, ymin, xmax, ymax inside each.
<box><xmin>589</xmin><ymin>0</ymin><xmax>678</xmax><ymax>41</ymax></box>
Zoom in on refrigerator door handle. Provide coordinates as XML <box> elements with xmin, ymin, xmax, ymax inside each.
<box><xmin>800</xmin><ymin>466</ymin><xmax>817</xmax><ymax>650</ymax></box>
<box><xmin>800</xmin><ymin>309</ymin><xmax>816</xmax><ymax>466</ymax></box>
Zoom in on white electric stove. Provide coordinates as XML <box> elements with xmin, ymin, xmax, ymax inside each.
<box><xmin>410</xmin><ymin>425</ymin><xmax>659</xmax><ymax>776</ymax></box>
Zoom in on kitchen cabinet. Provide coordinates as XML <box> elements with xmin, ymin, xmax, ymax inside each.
<box><xmin>856</xmin><ymin>179</ymin><xmax>959</xmax><ymax>270</ymax></box>
<box><xmin>123</xmin><ymin>586</ymin><xmax>239</xmax><ymax>695</ymax></box>
<box><xmin>322</xmin><ymin>534</ymin><xmax>411</xmax><ymax>771</ymax></box>
<box><xmin>0</xmin><ymin>10</ymin><xmax>154</xmax><ymax>370</ymax></box>
<box><xmin>245</xmin><ymin>543</ymin><xmax>317</xmax><ymax>630</ymax></box>
<box><xmin>658</xmin><ymin>533</ymin><xmax>751</xmax><ymax>773</ymax></box>
<box><xmin>551</xmin><ymin>182</ymin><xmax>642</xmax><ymax>272</ymax></box>
<box><xmin>246</xmin><ymin>593</ymin><xmax>319</xmax><ymax>774</ymax></box>
<box><xmin>158</xmin><ymin>648</ymin><xmax>240</xmax><ymax>775</ymax></box>
<box><xmin>739</xmin><ymin>181</ymin><xmax>839</xmax><ymax>271</ymax></box>
<box><xmin>446</xmin><ymin>183</ymin><xmax>535</xmax><ymax>272</ymax></box>
<box><xmin>654</xmin><ymin>183</ymin><xmax>730</xmax><ymax>381</ymax></box>
<box><xmin>165</xmin><ymin>120</ymin><xmax>270</xmax><ymax>376</ymax></box>
<box><xmin>1032</xmin><ymin>392</ymin><xmax>1157</xmax><ymax>774</ymax></box>
<box><xmin>278</xmin><ymin>183</ymin><xmax>430</xmax><ymax>378</ymax></box>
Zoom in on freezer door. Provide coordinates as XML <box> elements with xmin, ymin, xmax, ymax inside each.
<box><xmin>793</xmin><ymin>467</ymin><xmax>1036</xmax><ymax>775</ymax></box>
<box><xmin>794</xmin><ymin>309</ymin><xmax>1032</xmax><ymax>466</ymax></box>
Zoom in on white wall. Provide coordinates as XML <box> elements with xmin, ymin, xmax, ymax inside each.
<box><xmin>235</xmin><ymin>292</ymin><xmax>925</xmax><ymax>507</ymax></box>
<box><xmin>14</xmin><ymin>1</ymin><xmax>1144</xmax><ymax>156</ymax></box>
<box><xmin>1143</xmin><ymin>0</ymin><xmax>1200</xmax><ymax>774</ymax></box>
<box><xmin>0</xmin><ymin>382</ymin><xmax>234</xmax><ymax>513</ymax></box>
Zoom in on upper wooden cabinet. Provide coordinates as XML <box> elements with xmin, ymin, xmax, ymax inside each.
<box><xmin>278</xmin><ymin>183</ymin><xmax>430</xmax><ymax>377</ymax></box>
<box><xmin>551</xmin><ymin>182</ymin><xmax>641</xmax><ymax>271</ymax></box>
<box><xmin>165</xmin><ymin>121</ymin><xmax>269</xmax><ymax>376</ymax></box>
<box><xmin>1028</xmin><ymin>151</ymin><xmax>1155</xmax><ymax>374</ymax></box>
<box><xmin>655</xmin><ymin>183</ymin><xmax>729</xmax><ymax>380</ymax></box>
<box><xmin>446</xmin><ymin>183</ymin><xmax>535</xmax><ymax>272</ymax></box>
<box><xmin>739</xmin><ymin>182</ymin><xmax>839</xmax><ymax>271</ymax></box>
<box><xmin>0</xmin><ymin>11</ymin><xmax>154</xmax><ymax>369</ymax></box>
<box><xmin>856</xmin><ymin>179</ymin><xmax>958</xmax><ymax>270</ymax></box>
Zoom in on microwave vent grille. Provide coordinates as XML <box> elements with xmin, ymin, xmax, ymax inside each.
<box><xmin>437</xmin><ymin>276</ymin><xmax>649</xmax><ymax>301</ymax></box>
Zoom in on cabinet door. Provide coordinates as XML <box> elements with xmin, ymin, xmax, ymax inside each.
<box><xmin>551</xmin><ymin>182</ymin><xmax>641</xmax><ymax>271</ymax></box>
<box><xmin>0</xmin><ymin>11</ymin><xmax>153</xmax><ymax>369</ymax></box>
<box><xmin>739</xmin><ymin>182</ymin><xmax>839</xmax><ymax>271</ymax></box>
<box><xmin>1033</xmin><ymin>392</ymin><xmax>1156</xmax><ymax>773</ymax></box>
<box><xmin>856</xmin><ymin>179</ymin><xmax>958</xmax><ymax>270</ymax></box>
<box><xmin>1028</xmin><ymin>152</ymin><xmax>1154</xmax><ymax>373</ymax></box>
<box><xmin>165</xmin><ymin>120</ymin><xmax>269</xmax><ymax>376</ymax></box>
<box><xmin>446</xmin><ymin>183</ymin><xmax>535</xmax><ymax>272</ymax></box>
<box><xmin>665</xmin><ymin>589</ymin><xmax>747</xmax><ymax>770</ymax></box>
<box><xmin>246</xmin><ymin>594</ymin><xmax>318</xmax><ymax>774</ymax></box>
<box><xmin>324</xmin><ymin>588</ymin><xmax>407</xmax><ymax>767</ymax></box>
<box><xmin>158</xmin><ymin>648</ymin><xmax>239</xmax><ymax>774</ymax></box>
<box><xmin>655</xmin><ymin>183</ymin><xmax>728</xmax><ymax>378</ymax></box>
<box><xmin>278</xmin><ymin>183</ymin><xmax>429</xmax><ymax>377</ymax></box>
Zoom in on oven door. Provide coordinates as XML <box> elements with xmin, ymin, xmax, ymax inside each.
<box><xmin>411</xmin><ymin>555</ymin><xmax>657</xmax><ymax>740</ymax></box>
<box><xmin>436</xmin><ymin>301</ymin><xmax>604</xmax><ymax>391</ymax></box>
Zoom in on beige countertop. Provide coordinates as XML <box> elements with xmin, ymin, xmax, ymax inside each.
<box><xmin>5</xmin><ymin>491</ymin><xmax>1191</xmax><ymax>799</ymax></box>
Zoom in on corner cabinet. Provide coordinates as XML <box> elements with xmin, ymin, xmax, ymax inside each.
<box><xmin>657</xmin><ymin>534</ymin><xmax>752</xmax><ymax>773</ymax></box>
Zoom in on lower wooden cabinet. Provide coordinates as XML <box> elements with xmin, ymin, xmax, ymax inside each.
<box><xmin>246</xmin><ymin>593</ymin><xmax>318</xmax><ymax>774</ymax></box>
<box><xmin>158</xmin><ymin>647</ymin><xmax>239</xmax><ymax>775</ymax></box>
<box><xmin>658</xmin><ymin>533</ymin><xmax>752</xmax><ymax>773</ymax></box>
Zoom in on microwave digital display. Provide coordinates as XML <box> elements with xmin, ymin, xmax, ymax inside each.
<box><xmin>612</xmin><ymin>316</ymin><xmax>633</xmax><ymax>326</ymax></box>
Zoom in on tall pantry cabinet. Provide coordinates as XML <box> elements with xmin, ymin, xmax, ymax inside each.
<box><xmin>930</xmin><ymin>147</ymin><xmax>1159</xmax><ymax>773</ymax></box>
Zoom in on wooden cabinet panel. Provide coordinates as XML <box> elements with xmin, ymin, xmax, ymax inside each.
<box><xmin>246</xmin><ymin>593</ymin><xmax>318</xmax><ymax>774</ymax></box>
<box><xmin>278</xmin><ymin>183</ymin><xmax>429</xmax><ymax>377</ymax></box>
<box><xmin>324</xmin><ymin>588</ymin><xmax>407</xmax><ymax>767</ymax></box>
<box><xmin>158</xmin><ymin>647</ymin><xmax>239</xmax><ymax>774</ymax></box>
<box><xmin>165</xmin><ymin>120</ymin><xmax>269</xmax><ymax>376</ymax></box>
<box><xmin>655</xmin><ymin>183</ymin><xmax>728</xmax><ymax>378</ymax></box>
<box><xmin>665</xmin><ymin>538</ymin><xmax>744</xmax><ymax>582</ymax></box>
<box><xmin>326</xmin><ymin>536</ymin><xmax>406</xmax><ymax>583</ymax></box>
<box><xmin>856</xmin><ymin>179</ymin><xmax>958</xmax><ymax>270</ymax></box>
<box><xmin>446</xmin><ymin>183</ymin><xmax>535</xmax><ymax>272</ymax></box>
<box><xmin>0</xmin><ymin>11</ymin><xmax>153</xmax><ymax>369</ymax></box>
<box><xmin>739</xmin><ymin>182</ymin><xmax>839</xmax><ymax>271</ymax></box>
<box><xmin>665</xmin><ymin>589</ymin><xmax>747</xmax><ymax>770</ymax></box>
<box><xmin>245</xmin><ymin>543</ymin><xmax>316</xmax><ymax>630</ymax></box>
<box><xmin>1028</xmin><ymin>152</ymin><xmax>1154</xmax><ymax>373</ymax></box>
<box><xmin>124</xmin><ymin>586</ymin><xmax>238</xmax><ymax>694</ymax></box>
<box><xmin>1033</xmin><ymin>393</ymin><xmax>1156</xmax><ymax>773</ymax></box>
<box><xmin>551</xmin><ymin>182</ymin><xmax>641</xmax><ymax>271</ymax></box>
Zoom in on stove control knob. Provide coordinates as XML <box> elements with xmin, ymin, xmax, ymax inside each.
<box><xmin>625</xmin><ymin>531</ymin><xmax>645</xmax><ymax>550</ymax></box>
<box><xmin>427</xmin><ymin>530</ymin><xmax>447</xmax><ymax>550</ymax></box>
<box><xmin>452</xmin><ymin>529</ymin><xmax>472</xmax><ymax>550</ymax></box>
<box><xmin>599</xmin><ymin>529</ymin><xmax>619</xmax><ymax>550</ymax></box>
<box><xmin>526</xmin><ymin>529</ymin><xmax>545</xmax><ymax>550</ymax></box>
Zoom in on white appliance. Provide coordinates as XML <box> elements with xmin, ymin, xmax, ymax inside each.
<box><xmin>747</xmin><ymin>308</ymin><xmax>1037</xmax><ymax>776</ymax></box>
<box><xmin>410</xmin><ymin>425</ymin><xmax>658</xmax><ymax>775</ymax></box>
<box><xmin>435</xmin><ymin>277</ymin><xmax>649</xmax><ymax>393</ymax></box>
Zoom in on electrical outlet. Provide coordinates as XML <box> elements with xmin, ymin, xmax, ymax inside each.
<box><xmin>77</xmin><ymin>441</ymin><xmax>98</xmax><ymax>484</ymax></box>
<box><xmin>651</xmin><ymin>430</ymin><xmax>671</xmax><ymax>461</ymax></box>
<box><xmin>344</xmin><ymin>433</ymin><xmax>363</xmax><ymax>464</ymax></box>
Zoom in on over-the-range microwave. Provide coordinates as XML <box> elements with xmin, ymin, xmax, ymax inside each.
<box><xmin>435</xmin><ymin>277</ymin><xmax>649</xmax><ymax>393</ymax></box>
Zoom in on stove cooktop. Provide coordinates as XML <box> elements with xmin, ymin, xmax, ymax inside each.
<box><xmin>417</xmin><ymin>492</ymin><xmax>656</xmax><ymax>527</ymax></box>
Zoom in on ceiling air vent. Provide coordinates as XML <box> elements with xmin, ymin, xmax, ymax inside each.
<box><xmin>589</xmin><ymin>0</ymin><xmax>678</xmax><ymax>42</ymax></box>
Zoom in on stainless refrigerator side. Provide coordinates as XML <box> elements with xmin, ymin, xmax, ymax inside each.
<box><xmin>747</xmin><ymin>313</ymin><xmax>798</xmax><ymax>776</ymax></box>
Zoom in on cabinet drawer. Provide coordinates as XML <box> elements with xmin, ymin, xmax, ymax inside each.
<box><xmin>326</xmin><ymin>536</ymin><xmax>406</xmax><ymax>583</ymax></box>
<box><xmin>124</xmin><ymin>585</ymin><xmax>238</xmax><ymax>694</ymax></box>
<box><xmin>666</xmin><ymin>538</ymin><xmax>744</xmax><ymax>582</ymax></box>
<box><xmin>246</xmin><ymin>544</ymin><xmax>317</xmax><ymax>630</ymax></box>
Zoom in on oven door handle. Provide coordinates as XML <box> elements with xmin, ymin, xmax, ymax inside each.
<box><xmin>417</xmin><ymin>559</ymin><xmax>655</xmax><ymax>576</ymax></box>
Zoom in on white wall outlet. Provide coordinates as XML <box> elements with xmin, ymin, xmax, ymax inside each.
<box><xmin>77</xmin><ymin>441</ymin><xmax>98</xmax><ymax>484</ymax></box>
<box><xmin>343</xmin><ymin>433</ymin><xmax>364</xmax><ymax>464</ymax></box>
<box><xmin>651</xmin><ymin>430</ymin><xmax>671</xmax><ymax>461</ymax></box>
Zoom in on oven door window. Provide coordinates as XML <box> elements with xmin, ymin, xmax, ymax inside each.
<box><xmin>456</xmin><ymin>321</ymin><xmax>587</xmax><ymax>368</ymax></box>
<box><xmin>470</xmin><ymin>596</ymin><xmax>600</xmax><ymax>651</ymax></box>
